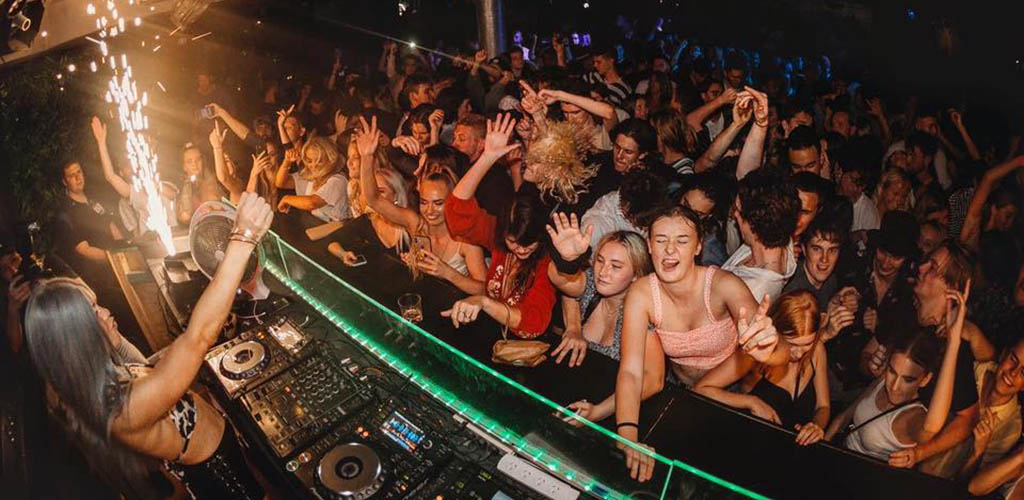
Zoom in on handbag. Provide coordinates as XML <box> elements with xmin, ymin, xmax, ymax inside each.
<box><xmin>490</xmin><ymin>256</ymin><xmax>549</xmax><ymax>367</ymax></box>
<box><xmin>492</xmin><ymin>318</ymin><xmax>550</xmax><ymax>367</ymax></box>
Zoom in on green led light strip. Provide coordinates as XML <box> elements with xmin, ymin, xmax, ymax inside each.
<box><xmin>261</xmin><ymin>232</ymin><xmax>769</xmax><ymax>500</ymax></box>
<box><xmin>265</xmin><ymin>260</ymin><xmax>625</xmax><ymax>499</ymax></box>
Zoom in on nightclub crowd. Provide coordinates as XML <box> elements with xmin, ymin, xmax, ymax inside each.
<box><xmin>3</xmin><ymin>11</ymin><xmax>1024</xmax><ymax>499</ymax></box>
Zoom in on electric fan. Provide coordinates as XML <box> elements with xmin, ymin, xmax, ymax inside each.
<box><xmin>188</xmin><ymin>200</ymin><xmax>269</xmax><ymax>300</ymax></box>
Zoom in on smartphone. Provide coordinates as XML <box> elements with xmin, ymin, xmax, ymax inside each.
<box><xmin>560</xmin><ymin>407</ymin><xmax>583</xmax><ymax>423</ymax></box>
<box><xmin>351</xmin><ymin>254</ymin><xmax>368</xmax><ymax>267</ymax></box>
<box><xmin>411</xmin><ymin>235</ymin><xmax>431</xmax><ymax>256</ymax></box>
<box><xmin>199</xmin><ymin>105</ymin><xmax>215</xmax><ymax>120</ymax></box>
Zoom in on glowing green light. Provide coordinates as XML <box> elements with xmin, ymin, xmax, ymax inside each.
<box><xmin>261</xmin><ymin>231</ymin><xmax>768</xmax><ymax>500</ymax></box>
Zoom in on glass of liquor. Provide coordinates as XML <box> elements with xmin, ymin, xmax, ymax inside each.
<box><xmin>398</xmin><ymin>293</ymin><xmax>423</xmax><ymax>323</ymax></box>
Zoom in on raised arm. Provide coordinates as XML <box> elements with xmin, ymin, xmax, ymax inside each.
<box><xmin>246</xmin><ymin>152</ymin><xmax>272</xmax><ymax>193</ymax></box>
<box><xmin>470</xmin><ymin>49</ymin><xmax>504</xmax><ymax>81</ymax></box>
<box><xmin>686</xmin><ymin>87</ymin><xmax>736</xmax><ymax>131</ymax></box>
<box><xmin>960</xmin><ymin>156</ymin><xmax>1024</xmax><ymax>248</ymax></box>
<box><xmin>918</xmin><ymin>283</ymin><xmax>970</xmax><ymax>442</ymax></box>
<box><xmin>274</xmin><ymin>148</ymin><xmax>298</xmax><ymax>190</ymax></box>
<box><xmin>736</xmin><ymin>87</ymin><xmax>769</xmax><ymax>180</ymax></box>
<box><xmin>540</xmin><ymin>89</ymin><xmax>618</xmax><ymax>130</ymax></box>
<box><xmin>355</xmin><ymin>116</ymin><xmax>421</xmax><ymax>231</ymax></box>
<box><xmin>949</xmin><ymin>110</ymin><xmax>981</xmax><ymax>161</ymax></box>
<box><xmin>694</xmin><ymin>107</ymin><xmax>749</xmax><ymax>173</ymax></box>
<box><xmin>544</xmin><ymin>212</ymin><xmax>593</xmax><ymax>297</ymax></box>
<box><xmin>276</xmin><ymin>104</ymin><xmax>295</xmax><ymax>147</ymax></box>
<box><xmin>90</xmin><ymin>117</ymin><xmax>131</xmax><ymax>199</ymax></box>
<box><xmin>114</xmin><ymin>194</ymin><xmax>272</xmax><ymax>433</ymax></box>
<box><xmin>519</xmin><ymin>81</ymin><xmax>549</xmax><ymax>133</ymax></box>
<box><xmin>865</xmin><ymin>98</ymin><xmax>892</xmax><ymax>146</ymax></box>
<box><xmin>209</xmin><ymin>103</ymin><xmax>251</xmax><ymax>143</ymax></box>
<box><xmin>452</xmin><ymin>113</ymin><xmax>519</xmax><ymax>200</ymax></box>
<box><xmin>327</xmin><ymin>52</ymin><xmax>342</xmax><ymax>91</ymax></box>
<box><xmin>209</xmin><ymin>122</ymin><xmax>244</xmax><ymax>202</ymax></box>
<box><xmin>552</xmin><ymin>35</ymin><xmax>567</xmax><ymax>68</ymax></box>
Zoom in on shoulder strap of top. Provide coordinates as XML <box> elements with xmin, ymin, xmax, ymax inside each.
<box><xmin>649</xmin><ymin>274</ymin><xmax>663</xmax><ymax>328</ymax></box>
<box><xmin>703</xmin><ymin>266</ymin><xmax>718</xmax><ymax>322</ymax></box>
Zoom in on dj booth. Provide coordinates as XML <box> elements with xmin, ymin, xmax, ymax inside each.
<box><xmin>157</xmin><ymin>210</ymin><xmax>962</xmax><ymax>500</ymax></box>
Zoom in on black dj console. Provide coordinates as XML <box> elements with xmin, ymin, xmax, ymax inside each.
<box><xmin>203</xmin><ymin>306</ymin><xmax>555</xmax><ymax>499</ymax></box>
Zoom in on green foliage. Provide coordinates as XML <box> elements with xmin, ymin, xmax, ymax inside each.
<box><xmin>0</xmin><ymin>46</ymin><xmax>101</xmax><ymax>231</ymax></box>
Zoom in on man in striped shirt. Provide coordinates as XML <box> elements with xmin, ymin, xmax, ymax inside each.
<box><xmin>584</xmin><ymin>47</ymin><xmax>631</xmax><ymax>109</ymax></box>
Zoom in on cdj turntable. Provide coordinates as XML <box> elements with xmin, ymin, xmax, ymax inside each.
<box><xmin>287</xmin><ymin>401</ymin><xmax>541</xmax><ymax>500</ymax></box>
<box><xmin>205</xmin><ymin>313</ymin><xmax>313</xmax><ymax>398</ymax></box>
<box><xmin>242</xmin><ymin>350</ymin><xmax>375</xmax><ymax>458</ymax></box>
<box><xmin>289</xmin><ymin>403</ymin><xmax>451</xmax><ymax>500</ymax></box>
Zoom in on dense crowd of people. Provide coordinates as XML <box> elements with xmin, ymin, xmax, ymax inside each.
<box><xmin>3</xmin><ymin>17</ymin><xmax>1024</xmax><ymax>499</ymax></box>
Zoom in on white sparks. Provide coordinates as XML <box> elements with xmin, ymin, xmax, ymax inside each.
<box><xmin>152</xmin><ymin>44</ymin><xmax>161</xmax><ymax>52</ymax></box>
<box><xmin>86</xmin><ymin>3</ymin><xmax>96</xmax><ymax>15</ymax></box>
<box><xmin>191</xmin><ymin>31</ymin><xmax>212</xmax><ymax>41</ymax></box>
<box><xmin>88</xmin><ymin>0</ymin><xmax>174</xmax><ymax>254</ymax></box>
<box><xmin>68</xmin><ymin>64</ymin><xmax>76</xmax><ymax>72</ymax></box>
<box><xmin>156</xmin><ymin>81</ymin><xmax>166</xmax><ymax>92</ymax></box>
<box><xmin>40</xmin><ymin>30</ymin><xmax>47</xmax><ymax>37</ymax></box>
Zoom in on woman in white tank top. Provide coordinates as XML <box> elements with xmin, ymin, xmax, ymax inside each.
<box><xmin>351</xmin><ymin>121</ymin><xmax>487</xmax><ymax>294</ymax></box>
<box><xmin>826</xmin><ymin>285</ymin><xmax>970</xmax><ymax>469</ymax></box>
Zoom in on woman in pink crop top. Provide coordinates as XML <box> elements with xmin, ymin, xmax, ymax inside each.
<box><xmin>614</xmin><ymin>205</ymin><xmax>780</xmax><ymax>482</ymax></box>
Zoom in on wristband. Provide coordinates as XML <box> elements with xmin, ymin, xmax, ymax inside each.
<box><xmin>616</xmin><ymin>422</ymin><xmax>639</xmax><ymax>430</ymax></box>
<box><xmin>552</xmin><ymin>250</ymin><xmax>587</xmax><ymax>275</ymax></box>
<box><xmin>229</xmin><ymin>235</ymin><xmax>259</xmax><ymax>247</ymax></box>
<box><xmin>230</xmin><ymin>228</ymin><xmax>261</xmax><ymax>245</ymax></box>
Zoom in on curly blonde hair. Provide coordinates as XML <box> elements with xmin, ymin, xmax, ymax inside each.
<box><xmin>524</xmin><ymin>121</ymin><xmax>598</xmax><ymax>205</ymax></box>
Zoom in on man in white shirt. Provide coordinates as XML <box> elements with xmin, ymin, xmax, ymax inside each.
<box><xmin>837</xmin><ymin>154</ymin><xmax>880</xmax><ymax>233</ymax></box>
<box><xmin>722</xmin><ymin>170</ymin><xmax>800</xmax><ymax>301</ymax></box>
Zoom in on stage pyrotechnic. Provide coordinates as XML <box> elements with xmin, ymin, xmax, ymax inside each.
<box><xmin>88</xmin><ymin>1</ymin><xmax>175</xmax><ymax>255</ymax></box>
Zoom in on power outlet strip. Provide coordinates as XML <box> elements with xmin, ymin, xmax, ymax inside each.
<box><xmin>497</xmin><ymin>454</ymin><xmax>579</xmax><ymax>500</ymax></box>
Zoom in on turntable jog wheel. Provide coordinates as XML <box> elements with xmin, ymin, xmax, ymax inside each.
<box><xmin>220</xmin><ymin>340</ymin><xmax>270</xmax><ymax>380</ymax></box>
<box><xmin>317</xmin><ymin>443</ymin><xmax>384</xmax><ymax>499</ymax></box>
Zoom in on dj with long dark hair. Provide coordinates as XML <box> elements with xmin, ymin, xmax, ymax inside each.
<box><xmin>23</xmin><ymin>193</ymin><xmax>273</xmax><ymax>499</ymax></box>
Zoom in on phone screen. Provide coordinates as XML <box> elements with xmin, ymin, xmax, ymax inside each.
<box><xmin>412</xmin><ymin>236</ymin><xmax>431</xmax><ymax>254</ymax></box>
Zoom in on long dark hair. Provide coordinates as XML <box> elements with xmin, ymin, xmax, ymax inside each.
<box><xmin>24</xmin><ymin>278</ymin><xmax>156</xmax><ymax>496</ymax></box>
<box><xmin>495</xmin><ymin>192</ymin><xmax>548</xmax><ymax>296</ymax></box>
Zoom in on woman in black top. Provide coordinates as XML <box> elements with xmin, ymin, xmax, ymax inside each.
<box><xmin>696</xmin><ymin>290</ymin><xmax>831</xmax><ymax>446</ymax></box>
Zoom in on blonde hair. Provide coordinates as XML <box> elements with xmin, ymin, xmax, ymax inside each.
<box><xmin>524</xmin><ymin>121</ymin><xmax>598</xmax><ymax>205</ymax></box>
<box><xmin>594</xmin><ymin>231</ymin><xmax>652</xmax><ymax>277</ymax></box>
<box><xmin>299</xmin><ymin>136</ymin><xmax>340</xmax><ymax>186</ymax></box>
<box><xmin>345</xmin><ymin>138</ymin><xmax>393</xmax><ymax>217</ymax></box>
<box><xmin>874</xmin><ymin>167</ymin><xmax>912</xmax><ymax>211</ymax></box>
